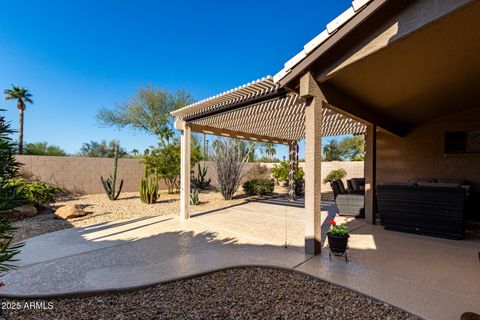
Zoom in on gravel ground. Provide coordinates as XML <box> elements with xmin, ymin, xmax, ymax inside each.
<box><xmin>11</xmin><ymin>189</ymin><xmax>284</xmax><ymax>242</ymax></box>
<box><xmin>1</xmin><ymin>267</ymin><xmax>420</xmax><ymax>320</ymax></box>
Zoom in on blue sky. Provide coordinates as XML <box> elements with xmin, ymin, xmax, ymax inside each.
<box><xmin>0</xmin><ymin>0</ymin><xmax>351</xmax><ymax>158</ymax></box>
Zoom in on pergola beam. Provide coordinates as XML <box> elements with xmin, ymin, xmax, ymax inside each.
<box><xmin>188</xmin><ymin>123</ymin><xmax>292</xmax><ymax>145</ymax></box>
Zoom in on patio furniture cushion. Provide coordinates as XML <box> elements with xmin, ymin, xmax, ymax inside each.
<box><xmin>349</xmin><ymin>178</ymin><xmax>365</xmax><ymax>193</ymax></box>
<box><xmin>331</xmin><ymin>179</ymin><xmax>347</xmax><ymax>198</ymax></box>
<box><xmin>336</xmin><ymin>193</ymin><xmax>364</xmax><ymax>217</ymax></box>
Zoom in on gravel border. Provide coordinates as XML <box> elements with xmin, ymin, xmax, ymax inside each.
<box><xmin>1</xmin><ymin>266</ymin><xmax>421</xmax><ymax>320</ymax></box>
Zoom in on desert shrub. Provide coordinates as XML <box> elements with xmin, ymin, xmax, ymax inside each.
<box><xmin>211</xmin><ymin>139</ymin><xmax>245</xmax><ymax>200</ymax></box>
<box><xmin>8</xmin><ymin>179</ymin><xmax>61</xmax><ymax>206</ymax></box>
<box><xmin>143</xmin><ymin>137</ymin><xmax>202</xmax><ymax>194</ymax></box>
<box><xmin>323</xmin><ymin>168</ymin><xmax>347</xmax><ymax>185</ymax></box>
<box><xmin>243</xmin><ymin>179</ymin><xmax>274</xmax><ymax>196</ymax></box>
<box><xmin>271</xmin><ymin>161</ymin><xmax>304</xmax><ymax>185</ymax></box>
<box><xmin>0</xmin><ymin>112</ymin><xmax>24</xmax><ymax>274</ymax></box>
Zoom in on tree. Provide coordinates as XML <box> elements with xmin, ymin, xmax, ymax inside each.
<box><xmin>260</xmin><ymin>143</ymin><xmax>276</xmax><ymax>160</ymax></box>
<box><xmin>271</xmin><ymin>161</ymin><xmax>304</xmax><ymax>185</ymax></box>
<box><xmin>338</xmin><ymin>135</ymin><xmax>365</xmax><ymax>161</ymax></box>
<box><xmin>24</xmin><ymin>141</ymin><xmax>67</xmax><ymax>156</ymax></box>
<box><xmin>4</xmin><ymin>85</ymin><xmax>33</xmax><ymax>154</ymax></box>
<box><xmin>0</xmin><ymin>111</ymin><xmax>24</xmax><ymax>274</ymax></box>
<box><xmin>96</xmin><ymin>85</ymin><xmax>194</xmax><ymax>145</ymax></box>
<box><xmin>79</xmin><ymin>140</ymin><xmax>128</xmax><ymax>158</ymax></box>
<box><xmin>323</xmin><ymin>140</ymin><xmax>342</xmax><ymax>161</ymax></box>
<box><xmin>143</xmin><ymin>136</ymin><xmax>201</xmax><ymax>194</ymax></box>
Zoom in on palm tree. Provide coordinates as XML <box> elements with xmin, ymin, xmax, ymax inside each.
<box><xmin>4</xmin><ymin>85</ymin><xmax>33</xmax><ymax>154</ymax></box>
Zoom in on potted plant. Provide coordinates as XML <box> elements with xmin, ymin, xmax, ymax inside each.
<box><xmin>327</xmin><ymin>219</ymin><xmax>349</xmax><ymax>256</ymax></box>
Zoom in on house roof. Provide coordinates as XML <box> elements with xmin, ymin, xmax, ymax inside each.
<box><xmin>273</xmin><ymin>0</ymin><xmax>384</xmax><ymax>85</ymax></box>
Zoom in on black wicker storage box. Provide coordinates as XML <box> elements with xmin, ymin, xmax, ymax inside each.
<box><xmin>377</xmin><ymin>183</ymin><xmax>466</xmax><ymax>239</ymax></box>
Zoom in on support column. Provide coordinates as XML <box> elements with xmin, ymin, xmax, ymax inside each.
<box><xmin>364</xmin><ymin>124</ymin><xmax>377</xmax><ymax>224</ymax></box>
<box><xmin>300</xmin><ymin>72</ymin><xmax>323</xmax><ymax>255</ymax></box>
<box><xmin>180</xmin><ymin>122</ymin><xmax>191</xmax><ymax>220</ymax></box>
<box><xmin>288</xmin><ymin>140</ymin><xmax>298</xmax><ymax>202</ymax></box>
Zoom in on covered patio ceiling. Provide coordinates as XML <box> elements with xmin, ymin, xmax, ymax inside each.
<box><xmin>171</xmin><ymin>77</ymin><xmax>366</xmax><ymax>144</ymax></box>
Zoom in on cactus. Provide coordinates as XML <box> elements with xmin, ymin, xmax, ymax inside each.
<box><xmin>100</xmin><ymin>145</ymin><xmax>123</xmax><ymax>200</ymax></box>
<box><xmin>190</xmin><ymin>188</ymin><xmax>200</xmax><ymax>205</ymax></box>
<box><xmin>192</xmin><ymin>163</ymin><xmax>211</xmax><ymax>190</ymax></box>
<box><xmin>140</xmin><ymin>175</ymin><xmax>159</xmax><ymax>204</ymax></box>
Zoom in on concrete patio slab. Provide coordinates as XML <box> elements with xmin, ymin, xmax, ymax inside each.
<box><xmin>1</xmin><ymin>201</ymin><xmax>479</xmax><ymax>320</ymax></box>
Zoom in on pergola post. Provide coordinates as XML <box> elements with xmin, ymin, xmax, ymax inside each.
<box><xmin>300</xmin><ymin>72</ymin><xmax>323</xmax><ymax>255</ymax></box>
<box><xmin>364</xmin><ymin>123</ymin><xmax>377</xmax><ymax>224</ymax></box>
<box><xmin>288</xmin><ymin>140</ymin><xmax>298</xmax><ymax>202</ymax></box>
<box><xmin>179</xmin><ymin>122</ymin><xmax>191</xmax><ymax>220</ymax></box>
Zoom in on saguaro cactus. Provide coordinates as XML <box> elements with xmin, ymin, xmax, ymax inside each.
<box><xmin>101</xmin><ymin>145</ymin><xmax>123</xmax><ymax>200</ymax></box>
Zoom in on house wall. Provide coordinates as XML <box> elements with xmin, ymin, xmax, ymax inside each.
<box><xmin>376</xmin><ymin>107</ymin><xmax>480</xmax><ymax>189</ymax></box>
<box><xmin>16</xmin><ymin>155</ymin><xmax>364</xmax><ymax>195</ymax></box>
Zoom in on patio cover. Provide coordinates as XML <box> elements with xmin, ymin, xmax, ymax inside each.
<box><xmin>171</xmin><ymin>77</ymin><xmax>366</xmax><ymax>144</ymax></box>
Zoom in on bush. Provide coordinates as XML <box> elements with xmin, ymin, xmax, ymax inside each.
<box><xmin>211</xmin><ymin>139</ymin><xmax>245</xmax><ymax>200</ymax></box>
<box><xmin>323</xmin><ymin>168</ymin><xmax>347</xmax><ymax>185</ymax></box>
<box><xmin>271</xmin><ymin>161</ymin><xmax>304</xmax><ymax>185</ymax></box>
<box><xmin>243</xmin><ymin>179</ymin><xmax>275</xmax><ymax>196</ymax></box>
<box><xmin>8</xmin><ymin>179</ymin><xmax>61</xmax><ymax>206</ymax></box>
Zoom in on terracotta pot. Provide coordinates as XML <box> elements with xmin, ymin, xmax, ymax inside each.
<box><xmin>327</xmin><ymin>232</ymin><xmax>349</xmax><ymax>255</ymax></box>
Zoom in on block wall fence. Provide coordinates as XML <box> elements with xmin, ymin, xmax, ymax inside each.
<box><xmin>16</xmin><ymin>155</ymin><xmax>364</xmax><ymax>195</ymax></box>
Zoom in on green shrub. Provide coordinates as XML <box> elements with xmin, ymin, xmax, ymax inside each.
<box><xmin>8</xmin><ymin>179</ymin><xmax>61</xmax><ymax>206</ymax></box>
<box><xmin>323</xmin><ymin>168</ymin><xmax>347</xmax><ymax>185</ymax></box>
<box><xmin>243</xmin><ymin>179</ymin><xmax>275</xmax><ymax>196</ymax></box>
<box><xmin>271</xmin><ymin>161</ymin><xmax>304</xmax><ymax>185</ymax></box>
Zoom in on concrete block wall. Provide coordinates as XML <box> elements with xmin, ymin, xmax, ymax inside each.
<box><xmin>16</xmin><ymin>155</ymin><xmax>155</xmax><ymax>195</ymax></box>
<box><xmin>17</xmin><ymin>155</ymin><xmax>364</xmax><ymax>195</ymax></box>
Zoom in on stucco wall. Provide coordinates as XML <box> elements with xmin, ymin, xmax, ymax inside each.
<box><xmin>17</xmin><ymin>155</ymin><xmax>364</xmax><ymax>195</ymax></box>
<box><xmin>376</xmin><ymin>107</ymin><xmax>480</xmax><ymax>189</ymax></box>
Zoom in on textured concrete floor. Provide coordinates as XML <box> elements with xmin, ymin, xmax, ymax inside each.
<box><xmin>1</xmin><ymin>201</ymin><xmax>479</xmax><ymax>320</ymax></box>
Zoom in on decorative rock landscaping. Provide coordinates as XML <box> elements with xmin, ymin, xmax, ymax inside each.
<box><xmin>1</xmin><ymin>267</ymin><xmax>420</xmax><ymax>320</ymax></box>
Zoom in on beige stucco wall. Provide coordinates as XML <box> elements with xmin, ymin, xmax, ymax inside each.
<box><xmin>17</xmin><ymin>155</ymin><xmax>364</xmax><ymax>195</ymax></box>
<box><xmin>376</xmin><ymin>107</ymin><xmax>480</xmax><ymax>189</ymax></box>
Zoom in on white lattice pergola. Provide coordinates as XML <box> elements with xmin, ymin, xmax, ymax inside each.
<box><xmin>172</xmin><ymin>77</ymin><xmax>365</xmax><ymax>144</ymax></box>
<box><xmin>171</xmin><ymin>76</ymin><xmax>367</xmax><ymax>233</ymax></box>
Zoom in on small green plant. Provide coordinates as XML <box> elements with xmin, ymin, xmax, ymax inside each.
<box><xmin>190</xmin><ymin>188</ymin><xmax>200</xmax><ymax>205</ymax></box>
<box><xmin>100</xmin><ymin>145</ymin><xmax>124</xmax><ymax>200</ymax></box>
<box><xmin>192</xmin><ymin>163</ymin><xmax>211</xmax><ymax>190</ymax></box>
<box><xmin>8</xmin><ymin>179</ymin><xmax>61</xmax><ymax>206</ymax></box>
<box><xmin>328</xmin><ymin>220</ymin><xmax>349</xmax><ymax>236</ymax></box>
<box><xmin>323</xmin><ymin>168</ymin><xmax>347</xmax><ymax>185</ymax></box>
<box><xmin>271</xmin><ymin>161</ymin><xmax>304</xmax><ymax>185</ymax></box>
<box><xmin>243</xmin><ymin>179</ymin><xmax>275</xmax><ymax>196</ymax></box>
